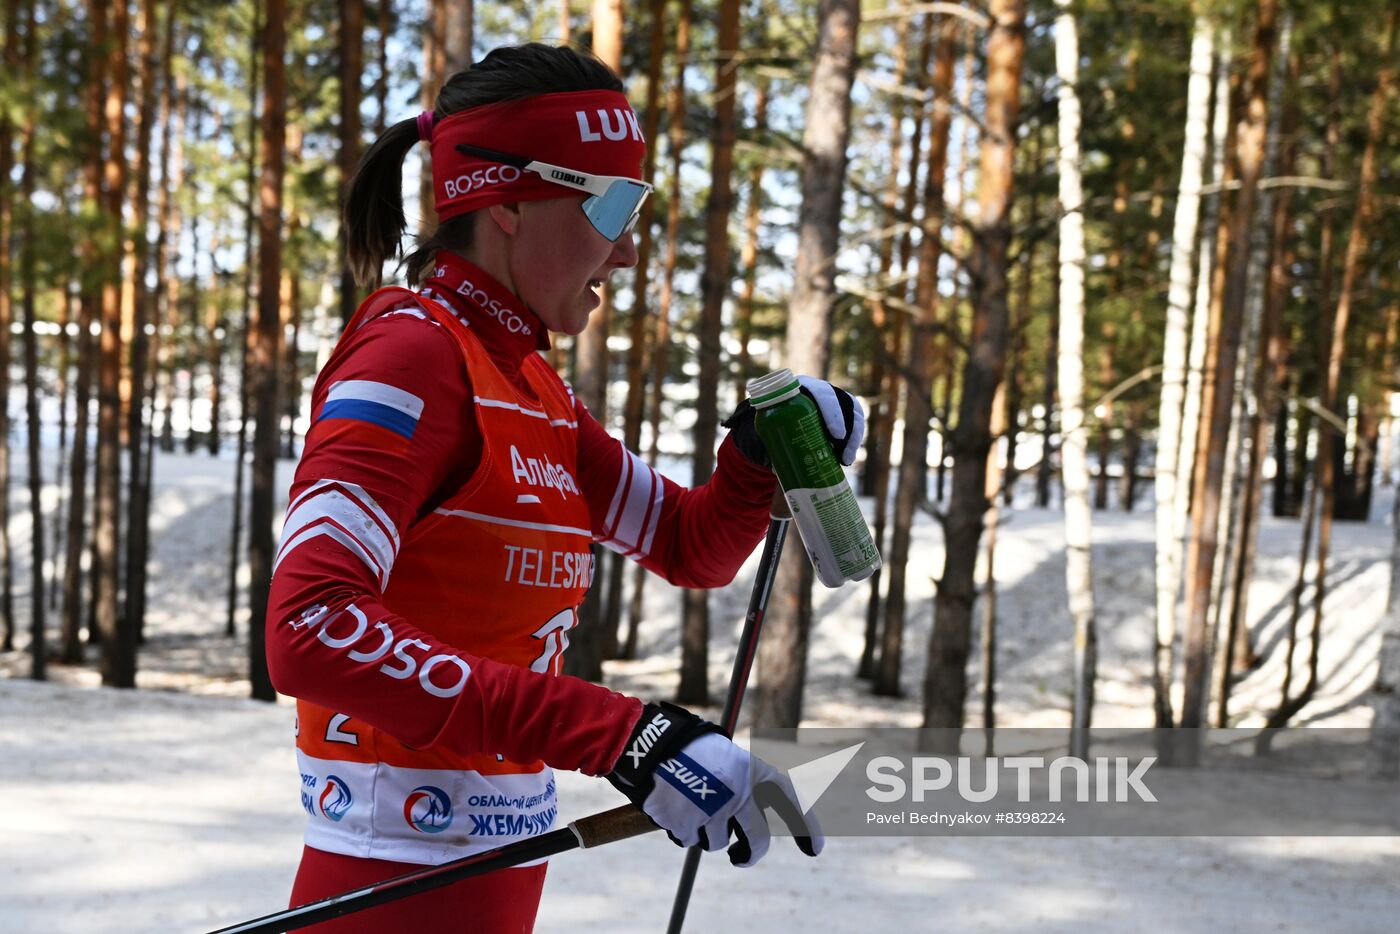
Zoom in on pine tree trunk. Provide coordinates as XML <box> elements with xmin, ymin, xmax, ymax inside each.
<box><xmin>1178</xmin><ymin>88</ymin><xmax>1240</xmax><ymax>733</ymax></box>
<box><xmin>228</xmin><ymin>302</ymin><xmax>252</xmax><ymax>639</ymax></box>
<box><xmin>1260</xmin><ymin>433</ymin><xmax>1318</xmax><ymax>753</ymax></box>
<box><xmin>19</xmin><ymin>0</ymin><xmax>43</xmax><ymax>679</ymax></box>
<box><xmin>574</xmin><ymin>0</ymin><xmax>622</xmax><ymax>435</ymax></box>
<box><xmin>676</xmin><ymin>0</ymin><xmax>743</xmax><ymax>706</ymax></box>
<box><xmin>1180</xmin><ymin>0</ymin><xmax>1277</xmax><ymax>733</ymax></box>
<box><xmin>1264</xmin><ymin>11</ymin><xmax>1394</xmax><ymax>733</ymax></box>
<box><xmin>1271</xmin><ymin>373</ymin><xmax>1292</xmax><ymax>515</ymax></box>
<box><xmin>1262</xmin><ymin>34</ymin><xmax>1335</xmax><ymax>737</ymax></box>
<box><xmin>1093</xmin><ymin>327</ymin><xmax>1117</xmax><ymax>511</ymax></box>
<box><xmin>157</xmin><ymin>63</ymin><xmax>184</xmax><ymax>457</ymax></box>
<box><xmin>752</xmin><ymin>0</ymin><xmax>859</xmax><ymax>728</ymax></box>
<box><xmin>561</xmin><ymin>0</ymin><xmax>625</xmax><ymax>683</ymax></box>
<box><xmin>934</xmin><ymin>369</ymin><xmax>950</xmax><ymax>502</ymax></box>
<box><xmin>592</xmin><ymin>0</ymin><xmax>624</xmax><ymax>663</ymax></box>
<box><xmin>140</xmin><ymin>0</ymin><xmax>180</xmax><ymax>624</ymax></box>
<box><xmin>49</xmin><ymin>283</ymin><xmax>72</xmax><ymax>614</ymax></box>
<box><xmin>731</xmin><ymin>81</ymin><xmax>768</xmax><ymax>412</ymax></box>
<box><xmin>922</xmin><ymin>0</ymin><xmax>1025</xmax><ymax>742</ymax></box>
<box><xmin>1118</xmin><ymin>412</ymin><xmax>1141</xmax><ymax>511</ymax></box>
<box><xmin>279</xmin><ymin>120</ymin><xmax>303</xmax><ymax>460</ymax></box>
<box><xmin>209</xmin><ymin>274</ymin><xmax>227</xmax><ymax>455</ymax></box>
<box><xmin>1002</xmin><ymin>131</ymin><xmax>1041</xmax><ymax>508</ymax></box>
<box><xmin>247</xmin><ymin>0</ymin><xmax>288</xmax><ymax>702</ymax></box>
<box><xmin>444</xmin><ymin>0</ymin><xmax>471</xmax><ymax>73</ymax></box>
<box><xmin>860</xmin><ymin>333</ymin><xmax>899</xmax><ymax>680</ymax></box>
<box><xmin>1341</xmin><ymin>411</ymin><xmax>1379</xmax><ymax>521</ymax></box>
<box><xmin>374</xmin><ymin>0</ymin><xmax>390</xmax><ymax>136</ymax></box>
<box><xmin>282</xmin><ymin>240</ymin><xmax>302</xmax><ymax>458</ymax></box>
<box><xmin>980</xmin><ymin>383</ymin><xmax>1007</xmax><ymax>731</ymax></box>
<box><xmin>1212</xmin><ymin>38</ymin><xmax>1276</xmax><ymax>692</ymax></box>
<box><xmin>228</xmin><ymin>0</ymin><xmax>260</xmax><ymax>638</ymax></box>
<box><xmin>184</xmin><ymin>182</ymin><xmax>204</xmax><ymax>454</ymax></box>
<box><xmin>1286</xmin><ymin>402</ymin><xmax>1309</xmax><ymax>516</ymax></box>
<box><xmin>859</xmin><ymin>2</ymin><xmax>913</xmax><ymax>679</ymax></box>
<box><xmin>123</xmin><ymin>0</ymin><xmax>162</xmax><ymax>649</ymax></box>
<box><xmin>1054</xmin><ymin>0</ymin><xmax>1096</xmax><ymax>747</ymax></box>
<box><xmin>0</xmin><ymin>0</ymin><xmax>18</xmax><ymax>654</ymax></box>
<box><xmin>339</xmin><ymin>0</ymin><xmax>364</xmax><ymax>322</ymax></box>
<box><xmin>1019</xmin><ymin>24</ymin><xmax>1054</xmax><ymax>512</ymax></box>
<box><xmin>1174</xmin><ymin>40</ymin><xmax>1234</xmax><ymax>626</ymax></box>
<box><xmin>873</xmin><ymin>14</ymin><xmax>954</xmax><ymax>700</ymax></box>
<box><xmin>1093</xmin><ymin>413</ymin><xmax>1111</xmax><ymax>509</ymax></box>
<box><xmin>1209</xmin><ymin>311</ymin><xmax>1253</xmax><ymax>695</ymax></box>
<box><xmin>419</xmin><ymin>0</ymin><xmax>445</xmax><ymax>239</ymax></box>
<box><xmin>61</xmin><ymin>4</ymin><xmax>109</xmax><ymax>661</ymax></box>
<box><xmin>936</xmin><ymin>36</ymin><xmax>978</xmax><ymax>517</ymax></box>
<box><xmin>95</xmin><ymin>0</ymin><xmax>133</xmax><ymax>688</ymax></box>
<box><xmin>1151</xmin><ymin>11</ymin><xmax>1212</xmax><ymax>723</ymax></box>
<box><xmin>1035</xmin><ymin>290</ymin><xmax>1058</xmax><ymax>508</ymax></box>
<box><xmin>61</xmin><ymin>305</ymin><xmax>95</xmax><ymax>662</ymax></box>
<box><xmin>606</xmin><ymin>0</ymin><xmax>669</xmax><ymax>663</ymax></box>
<box><xmin>894</xmin><ymin>16</ymin><xmax>934</xmax><ymax>298</ymax></box>
<box><xmin>1216</xmin><ymin>44</ymin><xmax>1299</xmax><ymax>725</ymax></box>
<box><xmin>627</xmin><ymin>0</ymin><xmax>693</xmax><ymax>662</ymax></box>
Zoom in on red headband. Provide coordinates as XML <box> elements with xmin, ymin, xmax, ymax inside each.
<box><xmin>426</xmin><ymin>89</ymin><xmax>647</xmax><ymax>222</ymax></box>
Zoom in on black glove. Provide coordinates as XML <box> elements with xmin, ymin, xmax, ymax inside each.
<box><xmin>723</xmin><ymin>376</ymin><xmax>866</xmax><ymax>469</ymax></box>
<box><xmin>606</xmin><ymin>702</ymin><xmax>824</xmax><ymax>867</ymax></box>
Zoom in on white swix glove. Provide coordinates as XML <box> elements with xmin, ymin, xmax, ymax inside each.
<box><xmin>606</xmin><ymin>703</ymin><xmax>824</xmax><ymax>867</ymax></box>
<box><xmin>796</xmin><ymin>376</ymin><xmax>866</xmax><ymax>466</ymax></box>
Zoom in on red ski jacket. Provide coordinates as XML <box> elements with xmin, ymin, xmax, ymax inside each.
<box><xmin>266</xmin><ymin>252</ymin><xmax>775</xmax><ymax>862</ymax></box>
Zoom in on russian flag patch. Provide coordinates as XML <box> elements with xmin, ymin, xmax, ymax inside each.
<box><xmin>317</xmin><ymin>380</ymin><xmax>425</xmax><ymax>441</ymax></box>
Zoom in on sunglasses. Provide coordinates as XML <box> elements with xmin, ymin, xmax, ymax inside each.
<box><xmin>454</xmin><ymin>143</ymin><xmax>653</xmax><ymax>242</ymax></box>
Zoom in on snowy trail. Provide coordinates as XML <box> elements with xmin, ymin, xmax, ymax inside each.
<box><xmin>2</xmin><ymin>449</ymin><xmax>1399</xmax><ymax>930</ymax></box>
<box><xmin>2</xmin><ymin>678</ymin><xmax>1399</xmax><ymax>933</ymax></box>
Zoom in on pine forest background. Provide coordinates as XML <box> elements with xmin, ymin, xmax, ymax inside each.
<box><xmin>1</xmin><ymin>0</ymin><xmax>1399</xmax><ymax>769</ymax></box>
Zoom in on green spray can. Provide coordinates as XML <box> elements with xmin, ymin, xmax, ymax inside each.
<box><xmin>747</xmin><ymin>368</ymin><xmax>882</xmax><ymax>588</ymax></box>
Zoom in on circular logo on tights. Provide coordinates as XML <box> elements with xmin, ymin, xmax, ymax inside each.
<box><xmin>403</xmin><ymin>785</ymin><xmax>453</xmax><ymax>834</ymax></box>
<box><xmin>318</xmin><ymin>775</ymin><xmax>353</xmax><ymax>822</ymax></box>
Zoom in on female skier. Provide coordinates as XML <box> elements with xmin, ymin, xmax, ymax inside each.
<box><xmin>265</xmin><ymin>42</ymin><xmax>861</xmax><ymax>932</ymax></box>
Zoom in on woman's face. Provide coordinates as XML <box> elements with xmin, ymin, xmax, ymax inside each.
<box><xmin>507</xmin><ymin>196</ymin><xmax>638</xmax><ymax>336</ymax></box>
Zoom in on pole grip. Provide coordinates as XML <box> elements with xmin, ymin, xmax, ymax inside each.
<box><xmin>569</xmin><ymin>804</ymin><xmax>658</xmax><ymax>848</ymax></box>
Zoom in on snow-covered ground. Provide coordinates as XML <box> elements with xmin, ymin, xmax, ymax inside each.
<box><xmin>2</xmin><ymin>448</ymin><xmax>1399</xmax><ymax>932</ymax></box>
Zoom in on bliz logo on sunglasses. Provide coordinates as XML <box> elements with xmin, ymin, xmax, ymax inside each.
<box><xmin>549</xmin><ymin>169</ymin><xmax>588</xmax><ymax>187</ymax></box>
<box><xmin>575</xmin><ymin>107</ymin><xmax>643</xmax><ymax>143</ymax></box>
<box><xmin>443</xmin><ymin>165</ymin><xmax>522</xmax><ymax>199</ymax></box>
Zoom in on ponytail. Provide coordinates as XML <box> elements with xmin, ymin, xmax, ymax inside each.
<box><xmin>343</xmin><ymin>117</ymin><xmax>420</xmax><ymax>288</ymax></box>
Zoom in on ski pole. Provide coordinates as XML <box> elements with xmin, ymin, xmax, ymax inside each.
<box><xmin>206</xmin><ymin>804</ymin><xmax>655</xmax><ymax>934</ymax></box>
<box><xmin>666</xmin><ymin>492</ymin><xmax>791</xmax><ymax>934</ymax></box>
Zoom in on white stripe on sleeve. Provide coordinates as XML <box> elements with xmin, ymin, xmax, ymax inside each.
<box><xmin>274</xmin><ymin>521</ymin><xmax>387</xmax><ymax>588</ymax></box>
<box><xmin>276</xmin><ymin>481</ymin><xmax>402</xmax><ymax>589</ymax></box>
<box><xmin>286</xmin><ymin>480</ymin><xmax>401</xmax><ymax>553</ymax></box>
<box><xmin>600</xmin><ymin>448</ymin><xmax>664</xmax><ymax>558</ymax></box>
<box><xmin>278</xmin><ymin>490</ymin><xmax>398</xmax><ymax>583</ymax></box>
